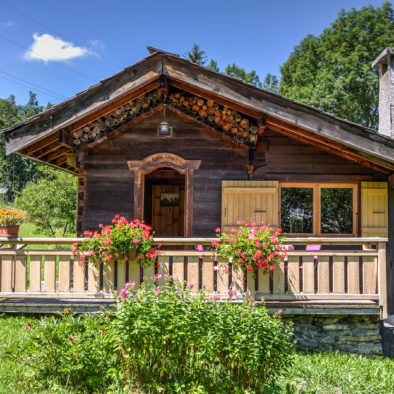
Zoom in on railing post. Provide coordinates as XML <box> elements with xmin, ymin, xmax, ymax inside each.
<box><xmin>378</xmin><ymin>242</ymin><xmax>388</xmax><ymax>320</ymax></box>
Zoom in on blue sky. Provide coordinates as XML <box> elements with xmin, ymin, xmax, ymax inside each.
<box><xmin>0</xmin><ymin>0</ymin><xmax>388</xmax><ymax>105</ymax></box>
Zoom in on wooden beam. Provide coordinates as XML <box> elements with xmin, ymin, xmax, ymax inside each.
<box><xmin>45</xmin><ymin>147</ymin><xmax>72</xmax><ymax>163</ymax></box>
<box><xmin>34</xmin><ymin>141</ymin><xmax>62</xmax><ymax>158</ymax></box>
<box><xmin>168</xmin><ymin>105</ymin><xmax>248</xmax><ymax>151</ymax></box>
<box><xmin>25</xmin><ymin>134</ymin><xmax>58</xmax><ymax>155</ymax></box>
<box><xmin>168</xmin><ymin>77</ymin><xmax>261</xmax><ymax>119</ymax></box>
<box><xmin>58</xmin><ymin>129</ymin><xmax>74</xmax><ymax>148</ymax></box>
<box><xmin>66</xmin><ymin>78</ymin><xmax>161</xmax><ymax>135</ymax></box>
<box><xmin>14</xmin><ymin>152</ymin><xmax>78</xmax><ymax>175</ymax></box>
<box><xmin>266</xmin><ymin>117</ymin><xmax>391</xmax><ymax>174</ymax></box>
<box><xmin>81</xmin><ymin>103</ymin><xmax>249</xmax><ymax>153</ymax></box>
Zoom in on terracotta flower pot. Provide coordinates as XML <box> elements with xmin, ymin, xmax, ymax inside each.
<box><xmin>0</xmin><ymin>225</ymin><xmax>19</xmax><ymax>238</ymax></box>
<box><xmin>128</xmin><ymin>248</ymin><xmax>137</xmax><ymax>261</ymax></box>
<box><xmin>112</xmin><ymin>248</ymin><xmax>137</xmax><ymax>262</ymax></box>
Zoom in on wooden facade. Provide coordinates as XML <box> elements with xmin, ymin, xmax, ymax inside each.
<box><xmin>75</xmin><ymin>106</ymin><xmax>387</xmax><ymax>238</ymax></box>
<box><xmin>2</xmin><ymin>48</ymin><xmax>393</xmax><ymax>316</ymax></box>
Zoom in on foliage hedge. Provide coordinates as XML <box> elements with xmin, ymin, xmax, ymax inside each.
<box><xmin>1</xmin><ymin>282</ymin><xmax>294</xmax><ymax>392</ymax></box>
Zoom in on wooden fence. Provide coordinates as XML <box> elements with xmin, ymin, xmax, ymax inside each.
<box><xmin>0</xmin><ymin>237</ymin><xmax>388</xmax><ymax>318</ymax></box>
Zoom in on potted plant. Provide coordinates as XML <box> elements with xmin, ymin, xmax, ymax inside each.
<box><xmin>213</xmin><ymin>221</ymin><xmax>286</xmax><ymax>276</ymax></box>
<box><xmin>74</xmin><ymin>215</ymin><xmax>159</xmax><ymax>267</ymax></box>
<box><xmin>0</xmin><ymin>208</ymin><xmax>25</xmax><ymax>237</ymax></box>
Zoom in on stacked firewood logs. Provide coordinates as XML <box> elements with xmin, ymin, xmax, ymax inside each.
<box><xmin>72</xmin><ymin>89</ymin><xmax>258</xmax><ymax>147</ymax></box>
<box><xmin>168</xmin><ymin>92</ymin><xmax>258</xmax><ymax>143</ymax></box>
<box><xmin>72</xmin><ymin>90</ymin><xmax>164</xmax><ymax>146</ymax></box>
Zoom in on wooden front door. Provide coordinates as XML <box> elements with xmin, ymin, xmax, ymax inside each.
<box><xmin>151</xmin><ymin>184</ymin><xmax>185</xmax><ymax>237</ymax></box>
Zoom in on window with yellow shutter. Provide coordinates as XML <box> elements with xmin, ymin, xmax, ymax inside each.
<box><xmin>361</xmin><ymin>182</ymin><xmax>388</xmax><ymax>237</ymax></box>
<box><xmin>221</xmin><ymin>181</ymin><xmax>279</xmax><ymax>232</ymax></box>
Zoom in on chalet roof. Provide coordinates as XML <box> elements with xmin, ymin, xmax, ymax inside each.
<box><xmin>2</xmin><ymin>47</ymin><xmax>394</xmax><ymax>174</ymax></box>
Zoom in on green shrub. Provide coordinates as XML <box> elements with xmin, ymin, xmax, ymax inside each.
<box><xmin>113</xmin><ymin>279</ymin><xmax>294</xmax><ymax>392</ymax></box>
<box><xmin>2</xmin><ymin>312</ymin><xmax>117</xmax><ymax>391</ymax></box>
<box><xmin>15</xmin><ymin>166</ymin><xmax>77</xmax><ymax>237</ymax></box>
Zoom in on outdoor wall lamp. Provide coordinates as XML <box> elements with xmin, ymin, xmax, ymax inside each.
<box><xmin>157</xmin><ymin>104</ymin><xmax>172</xmax><ymax>137</ymax></box>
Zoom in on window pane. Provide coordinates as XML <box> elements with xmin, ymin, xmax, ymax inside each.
<box><xmin>321</xmin><ymin>188</ymin><xmax>353</xmax><ymax>234</ymax></box>
<box><xmin>281</xmin><ymin>188</ymin><xmax>313</xmax><ymax>233</ymax></box>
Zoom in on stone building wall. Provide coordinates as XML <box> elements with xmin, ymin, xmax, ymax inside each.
<box><xmin>283</xmin><ymin>315</ymin><xmax>382</xmax><ymax>356</ymax></box>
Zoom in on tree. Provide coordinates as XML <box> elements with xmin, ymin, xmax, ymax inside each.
<box><xmin>0</xmin><ymin>92</ymin><xmax>49</xmax><ymax>199</ymax></box>
<box><xmin>15</xmin><ymin>166</ymin><xmax>77</xmax><ymax>236</ymax></box>
<box><xmin>184</xmin><ymin>44</ymin><xmax>273</xmax><ymax>89</ymax></box>
<box><xmin>279</xmin><ymin>2</ymin><xmax>394</xmax><ymax>129</ymax></box>
<box><xmin>263</xmin><ymin>73</ymin><xmax>279</xmax><ymax>93</ymax></box>
<box><xmin>207</xmin><ymin>59</ymin><xmax>220</xmax><ymax>72</ymax></box>
<box><xmin>184</xmin><ymin>44</ymin><xmax>207</xmax><ymax>65</ymax></box>
<box><xmin>224</xmin><ymin>63</ymin><xmax>263</xmax><ymax>87</ymax></box>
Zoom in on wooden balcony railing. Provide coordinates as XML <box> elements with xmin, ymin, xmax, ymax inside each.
<box><xmin>0</xmin><ymin>237</ymin><xmax>388</xmax><ymax>318</ymax></box>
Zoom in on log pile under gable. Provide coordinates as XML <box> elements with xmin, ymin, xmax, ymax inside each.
<box><xmin>71</xmin><ymin>88</ymin><xmax>259</xmax><ymax>148</ymax></box>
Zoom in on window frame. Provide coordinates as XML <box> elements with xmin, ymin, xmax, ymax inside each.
<box><xmin>279</xmin><ymin>183</ymin><xmax>358</xmax><ymax>237</ymax></box>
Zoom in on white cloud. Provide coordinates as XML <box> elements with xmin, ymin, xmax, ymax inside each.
<box><xmin>24</xmin><ymin>33</ymin><xmax>93</xmax><ymax>63</ymax></box>
<box><xmin>0</xmin><ymin>21</ymin><xmax>15</xmax><ymax>27</ymax></box>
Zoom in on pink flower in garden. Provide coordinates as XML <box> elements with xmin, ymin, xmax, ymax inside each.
<box><xmin>211</xmin><ymin>240</ymin><xmax>219</xmax><ymax>247</ymax></box>
<box><xmin>255</xmin><ymin>239</ymin><xmax>261</xmax><ymax>248</ymax></box>
<box><xmin>226</xmin><ymin>287</ymin><xmax>237</xmax><ymax>297</ymax></box>
<box><xmin>133</xmin><ymin>239</ymin><xmax>140</xmax><ymax>244</ymax></box>
<box><xmin>154</xmin><ymin>288</ymin><xmax>161</xmax><ymax>295</ymax></box>
<box><xmin>215</xmin><ymin>227</ymin><xmax>221</xmax><ymax>233</ymax></box>
<box><xmin>120</xmin><ymin>289</ymin><xmax>127</xmax><ymax>299</ymax></box>
<box><xmin>209</xmin><ymin>295</ymin><xmax>221</xmax><ymax>301</ymax></box>
<box><xmin>269</xmin><ymin>265</ymin><xmax>275</xmax><ymax>272</ymax></box>
<box><xmin>246</xmin><ymin>265</ymin><xmax>253</xmax><ymax>271</ymax></box>
<box><xmin>277</xmin><ymin>309</ymin><xmax>283</xmax><ymax>314</ymax></box>
<box><xmin>153</xmin><ymin>274</ymin><xmax>162</xmax><ymax>280</ymax></box>
<box><xmin>261</xmin><ymin>225</ymin><xmax>268</xmax><ymax>231</ymax></box>
<box><xmin>187</xmin><ymin>283</ymin><xmax>194</xmax><ymax>289</ymax></box>
<box><xmin>254</xmin><ymin>251</ymin><xmax>263</xmax><ymax>260</ymax></box>
<box><xmin>236</xmin><ymin>220</ymin><xmax>243</xmax><ymax>225</ymax></box>
<box><xmin>124</xmin><ymin>281</ymin><xmax>135</xmax><ymax>289</ymax></box>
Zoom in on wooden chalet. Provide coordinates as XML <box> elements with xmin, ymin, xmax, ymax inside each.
<box><xmin>0</xmin><ymin>47</ymin><xmax>394</xmax><ymax>355</ymax></box>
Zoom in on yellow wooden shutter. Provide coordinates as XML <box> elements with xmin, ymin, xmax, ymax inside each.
<box><xmin>361</xmin><ymin>182</ymin><xmax>388</xmax><ymax>237</ymax></box>
<box><xmin>221</xmin><ymin>180</ymin><xmax>279</xmax><ymax>232</ymax></box>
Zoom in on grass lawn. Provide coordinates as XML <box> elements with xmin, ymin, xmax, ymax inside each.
<box><xmin>0</xmin><ymin>315</ymin><xmax>393</xmax><ymax>393</ymax></box>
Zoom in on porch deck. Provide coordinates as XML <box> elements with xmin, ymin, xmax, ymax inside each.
<box><xmin>0</xmin><ymin>237</ymin><xmax>388</xmax><ymax>317</ymax></box>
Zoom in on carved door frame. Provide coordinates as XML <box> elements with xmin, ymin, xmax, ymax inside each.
<box><xmin>127</xmin><ymin>153</ymin><xmax>201</xmax><ymax>237</ymax></box>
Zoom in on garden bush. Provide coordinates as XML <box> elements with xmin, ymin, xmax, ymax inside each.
<box><xmin>1</xmin><ymin>312</ymin><xmax>118</xmax><ymax>391</ymax></box>
<box><xmin>113</xmin><ymin>279</ymin><xmax>294</xmax><ymax>392</ymax></box>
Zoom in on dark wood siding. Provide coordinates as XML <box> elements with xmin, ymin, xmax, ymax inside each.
<box><xmin>79</xmin><ymin>109</ymin><xmax>387</xmax><ymax>236</ymax></box>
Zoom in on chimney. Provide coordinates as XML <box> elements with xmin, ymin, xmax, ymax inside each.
<box><xmin>372</xmin><ymin>48</ymin><xmax>394</xmax><ymax>139</ymax></box>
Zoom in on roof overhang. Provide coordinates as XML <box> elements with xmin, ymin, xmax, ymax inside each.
<box><xmin>3</xmin><ymin>49</ymin><xmax>394</xmax><ymax>174</ymax></box>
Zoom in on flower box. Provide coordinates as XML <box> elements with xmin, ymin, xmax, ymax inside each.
<box><xmin>0</xmin><ymin>224</ymin><xmax>20</xmax><ymax>238</ymax></box>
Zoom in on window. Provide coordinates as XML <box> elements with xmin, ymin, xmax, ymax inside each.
<box><xmin>280</xmin><ymin>183</ymin><xmax>358</xmax><ymax>236</ymax></box>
